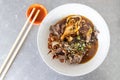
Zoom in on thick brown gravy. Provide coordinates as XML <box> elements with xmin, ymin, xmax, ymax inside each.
<box><xmin>81</xmin><ymin>41</ymin><xmax>98</xmax><ymax>63</ymax></box>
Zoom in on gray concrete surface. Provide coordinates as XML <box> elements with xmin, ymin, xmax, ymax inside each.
<box><xmin>0</xmin><ymin>0</ymin><xmax>120</xmax><ymax>80</ymax></box>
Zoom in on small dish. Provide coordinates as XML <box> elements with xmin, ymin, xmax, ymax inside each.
<box><xmin>37</xmin><ymin>3</ymin><xmax>110</xmax><ymax>76</ymax></box>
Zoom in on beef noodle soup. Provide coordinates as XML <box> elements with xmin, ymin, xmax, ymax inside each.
<box><xmin>48</xmin><ymin>15</ymin><xmax>99</xmax><ymax>64</ymax></box>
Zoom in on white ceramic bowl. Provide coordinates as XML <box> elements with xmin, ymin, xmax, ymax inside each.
<box><xmin>37</xmin><ymin>3</ymin><xmax>110</xmax><ymax>76</ymax></box>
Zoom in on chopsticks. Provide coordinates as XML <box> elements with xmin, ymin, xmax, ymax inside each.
<box><xmin>0</xmin><ymin>8</ymin><xmax>40</xmax><ymax>80</ymax></box>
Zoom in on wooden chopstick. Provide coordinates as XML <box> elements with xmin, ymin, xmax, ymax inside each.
<box><xmin>0</xmin><ymin>8</ymin><xmax>40</xmax><ymax>80</ymax></box>
<box><xmin>0</xmin><ymin>8</ymin><xmax>35</xmax><ymax>76</ymax></box>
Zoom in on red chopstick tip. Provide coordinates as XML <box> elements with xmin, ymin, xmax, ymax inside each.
<box><xmin>26</xmin><ymin>4</ymin><xmax>47</xmax><ymax>25</ymax></box>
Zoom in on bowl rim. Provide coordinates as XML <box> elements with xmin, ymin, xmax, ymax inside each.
<box><xmin>37</xmin><ymin>3</ymin><xmax>110</xmax><ymax>76</ymax></box>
